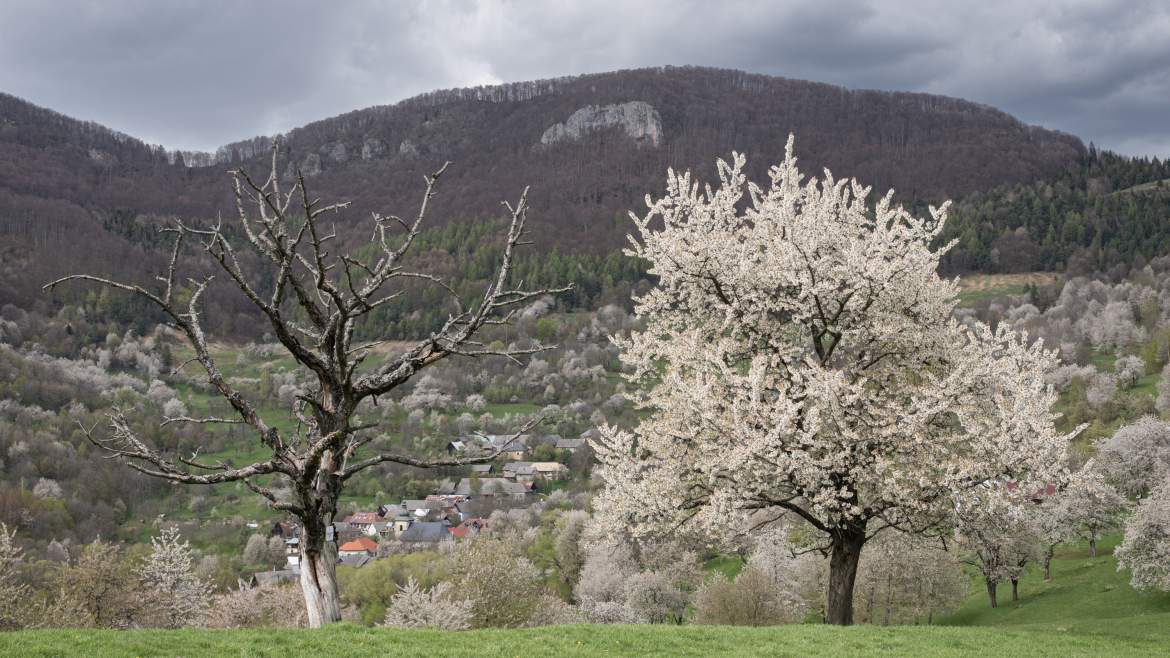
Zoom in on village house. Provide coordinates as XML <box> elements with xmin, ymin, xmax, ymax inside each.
<box><xmin>248</xmin><ymin>567</ymin><xmax>299</xmax><ymax>588</ymax></box>
<box><xmin>555</xmin><ymin>437</ymin><xmax>587</xmax><ymax>453</ymax></box>
<box><xmin>402</xmin><ymin>499</ymin><xmax>446</xmax><ymax>521</ymax></box>
<box><xmin>487</xmin><ymin>434</ymin><xmax>529</xmax><ymax>460</ymax></box>
<box><xmin>446</xmin><ymin>433</ymin><xmax>530</xmax><ymax>460</ymax></box>
<box><xmin>337</xmin><ymin>554</ymin><xmax>372</xmax><ymax>569</ymax></box>
<box><xmin>283</xmin><ymin>537</ymin><xmax>300</xmax><ymax>567</ymax></box>
<box><xmin>398</xmin><ymin>520</ymin><xmax>453</xmax><ymax>544</ymax></box>
<box><xmin>446</xmin><ymin>477</ymin><xmax>530</xmax><ymax>499</ymax></box>
<box><xmin>502</xmin><ymin>461</ymin><xmax>569</xmax><ymax>482</ymax></box>
<box><xmin>270</xmin><ymin>521</ymin><xmax>298</xmax><ymax>538</ymax></box>
<box><xmin>338</xmin><ymin>536</ymin><xmax>378</xmax><ymax>558</ymax></box>
<box><xmin>344</xmin><ymin>511</ymin><xmax>383</xmax><ymax>526</ymax></box>
<box><xmin>391</xmin><ymin>510</ymin><xmax>413</xmax><ymax>538</ymax></box>
<box><xmin>501</xmin><ymin>461</ymin><xmax>536</xmax><ymax>482</ymax></box>
<box><xmin>449</xmin><ymin>517</ymin><xmax>488</xmax><ymax>539</ymax></box>
<box><xmin>332</xmin><ymin>521</ymin><xmax>361</xmax><ymax>544</ymax></box>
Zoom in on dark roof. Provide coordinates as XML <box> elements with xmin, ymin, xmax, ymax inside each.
<box><xmin>453</xmin><ymin>477</ymin><xmax>529</xmax><ymax>496</ymax></box>
<box><xmin>338</xmin><ymin>555</ymin><xmax>373</xmax><ymax>569</ymax></box>
<box><xmin>556</xmin><ymin>438</ymin><xmax>587</xmax><ymax>450</ymax></box>
<box><xmin>503</xmin><ymin>461</ymin><xmax>536</xmax><ymax>475</ymax></box>
<box><xmin>485</xmin><ymin>434</ymin><xmax>529</xmax><ymax>450</ymax></box>
<box><xmin>250</xmin><ymin>569</ymin><xmax>299</xmax><ymax>588</ymax></box>
<box><xmin>403</xmin><ymin>499</ymin><xmax>442</xmax><ymax>511</ymax></box>
<box><xmin>399</xmin><ymin>521</ymin><xmax>452</xmax><ymax>543</ymax></box>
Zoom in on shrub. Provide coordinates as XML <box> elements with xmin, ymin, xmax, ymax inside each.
<box><xmin>383</xmin><ymin>577</ymin><xmax>472</xmax><ymax>630</ymax></box>
<box><xmin>694</xmin><ymin>567</ymin><xmax>798</xmax><ymax>626</ymax></box>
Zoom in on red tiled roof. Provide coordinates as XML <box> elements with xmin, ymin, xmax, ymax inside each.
<box><xmin>345</xmin><ymin>512</ymin><xmax>382</xmax><ymax>525</ymax></box>
<box><xmin>339</xmin><ymin>537</ymin><xmax>378</xmax><ymax>553</ymax></box>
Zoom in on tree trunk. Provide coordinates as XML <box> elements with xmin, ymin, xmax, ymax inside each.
<box><xmin>985</xmin><ymin>579</ymin><xmax>998</xmax><ymax>608</ymax></box>
<box><xmin>1010</xmin><ymin>578</ymin><xmax>1019</xmax><ymax>602</ymax></box>
<box><xmin>1043</xmin><ymin>547</ymin><xmax>1053</xmax><ymax>581</ymax></box>
<box><xmin>825</xmin><ymin>524</ymin><xmax>867</xmax><ymax>625</ymax></box>
<box><xmin>1089</xmin><ymin>537</ymin><xmax>1097</xmax><ymax>559</ymax></box>
<box><xmin>299</xmin><ymin>514</ymin><xmax>342</xmax><ymax>628</ymax></box>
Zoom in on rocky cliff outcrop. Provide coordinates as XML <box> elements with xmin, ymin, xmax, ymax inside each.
<box><xmin>540</xmin><ymin>101</ymin><xmax>662</xmax><ymax>147</ymax></box>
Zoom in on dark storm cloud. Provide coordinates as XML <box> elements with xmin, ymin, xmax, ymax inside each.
<box><xmin>1</xmin><ymin>0</ymin><xmax>1167</xmax><ymax>156</ymax></box>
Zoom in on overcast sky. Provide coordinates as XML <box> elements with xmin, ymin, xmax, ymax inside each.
<box><xmin>2</xmin><ymin>0</ymin><xmax>1168</xmax><ymax>156</ymax></box>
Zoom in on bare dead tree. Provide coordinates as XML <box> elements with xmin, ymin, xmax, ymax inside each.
<box><xmin>45</xmin><ymin>145</ymin><xmax>567</xmax><ymax>627</ymax></box>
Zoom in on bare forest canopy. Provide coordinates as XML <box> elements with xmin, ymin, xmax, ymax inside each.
<box><xmin>3</xmin><ymin>65</ymin><xmax>1168</xmax><ymax>337</ymax></box>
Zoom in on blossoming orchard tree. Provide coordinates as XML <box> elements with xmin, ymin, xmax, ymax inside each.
<box><xmin>591</xmin><ymin>136</ymin><xmax>1080</xmax><ymax>625</ymax></box>
<box><xmin>46</xmin><ymin>146</ymin><xmax>564</xmax><ymax>627</ymax></box>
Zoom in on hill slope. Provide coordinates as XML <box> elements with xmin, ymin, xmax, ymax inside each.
<box><xmin>0</xmin><ymin>66</ymin><xmax>1084</xmax><ymax>307</ymax></box>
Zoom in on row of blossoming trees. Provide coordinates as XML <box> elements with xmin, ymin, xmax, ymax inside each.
<box><xmin>45</xmin><ymin>133</ymin><xmax>1169</xmax><ymax>627</ymax></box>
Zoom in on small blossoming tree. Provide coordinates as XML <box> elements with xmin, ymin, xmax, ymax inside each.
<box><xmin>140</xmin><ymin>526</ymin><xmax>211</xmax><ymax>628</ymax></box>
<box><xmin>1116</xmin><ymin>481</ymin><xmax>1170</xmax><ymax>591</ymax></box>
<box><xmin>591</xmin><ymin>136</ymin><xmax>1079</xmax><ymax>624</ymax></box>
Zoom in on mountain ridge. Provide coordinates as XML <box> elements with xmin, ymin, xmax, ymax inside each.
<box><xmin>0</xmin><ymin>65</ymin><xmax>1086</xmax><ymax>310</ymax></box>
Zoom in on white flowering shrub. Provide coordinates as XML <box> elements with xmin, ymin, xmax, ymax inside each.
<box><xmin>694</xmin><ymin>567</ymin><xmax>799</xmax><ymax>626</ymax></box>
<box><xmin>622</xmin><ymin>571</ymin><xmax>688</xmax><ymax>623</ymax></box>
<box><xmin>0</xmin><ymin>524</ymin><xmax>28</xmax><ymax>630</ymax></box>
<box><xmin>162</xmin><ymin>397</ymin><xmax>188</xmax><ymax>418</ymax></box>
<box><xmin>383</xmin><ymin>577</ymin><xmax>472</xmax><ymax>630</ymax></box>
<box><xmin>205</xmin><ymin>584</ymin><xmax>307</xmax><ymax>629</ymax></box>
<box><xmin>1086</xmin><ymin>373</ymin><xmax>1118</xmax><ymax>408</ymax></box>
<box><xmin>1045</xmin><ymin>363</ymin><xmax>1097</xmax><ymax>391</ymax></box>
<box><xmin>447</xmin><ymin>538</ymin><xmax>542</xmax><ymax>628</ymax></box>
<box><xmin>1116</xmin><ymin>355</ymin><xmax>1146</xmax><ymax>390</ymax></box>
<box><xmin>1116</xmin><ymin>482</ymin><xmax>1170</xmax><ymax>591</ymax></box>
<box><xmin>1098</xmin><ymin>416</ymin><xmax>1170</xmax><ymax>496</ymax></box>
<box><xmin>402</xmin><ymin>373</ymin><xmax>453</xmax><ymax>411</ymax></box>
<box><xmin>1157</xmin><ymin>363</ymin><xmax>1170</xmax><ymax>416</ymax></box>
<box><xmin>139</xmin><ymin>526</ymin><xmax>211</xmax><ymax>628</ymax></box>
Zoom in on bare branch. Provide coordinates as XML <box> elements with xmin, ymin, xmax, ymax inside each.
<box><xmin>79</xmin><ymin>412</ymin><xmax>282</xmax><ymax>486</ymax></box>
<box><xmin>340</xmin><ymin>414</ymin><xmax>545</xmax><ymax>479</ymax></box>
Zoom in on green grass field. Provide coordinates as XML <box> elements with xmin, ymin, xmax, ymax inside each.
<box><xmin>3</xmin><ymin>622</ymin><xmax>1162</xmax><ymax>658</ymax></box>
<box><xmin>942</xmin><ymin>535</ymin><xmax>1170</xmax><ymax>643</ymax></box>
<box><xmin>4</xmin><ymin>535</ymin><xmax>1168</xmax><ymax>657</ymax></box>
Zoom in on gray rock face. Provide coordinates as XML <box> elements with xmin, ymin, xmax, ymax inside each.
<box><xmin>361</xmin><ymin>137</ymin><xmax>385</xmax><ymax>160</ymax></box>
<box><xmin>302</xmin><ymin>153</ymin><xmax>322</xmax><ymax>177</ymax></box>
<box><xmin>540</xmin><ymin>101</ymin><xmax>663</xmax><ymax>147</ymax></box>
<box><xmin>398</xmin><ymin>138</ymin><xmax>419</xmax><ymax>157</ymax></box>
<box><xmin>285</xmin><ymin>152</ymin><xmax>322</xmax><ymax>179</ymax></box>
<box><xmin>87</xmin><ymin>148</ymin><xmax>117</xmax><ymax>166</ymax></box>
<box><xmin>325</xmin><ymin>142</ymin><xmax>348</xmax><ymax>163</ymax></box>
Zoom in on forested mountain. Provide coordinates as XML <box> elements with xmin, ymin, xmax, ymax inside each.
<box><xmin>942</xmin><ymin>148</ymin><xmax>1170</xmax><ymax>275</ymax></box>
<box><xmin>1</xmin><ymin>66</ymin><xmax>1088</xmax><ymax>320</ymax></box>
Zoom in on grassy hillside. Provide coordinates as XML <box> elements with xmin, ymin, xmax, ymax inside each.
<box><xmin>942</xmin><ymin>535</ymin><xmax>1170</xmax><ymax>644</ymax></box>
<box><xmin>2</xmin><ymin>622</ymin><xmax>1164</xmax><ymax>658</ymax></box>
<box><xmin>4</xmin><ymin>537</ymin><xmax>1168</xmax><ymax>657</ymax></box>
